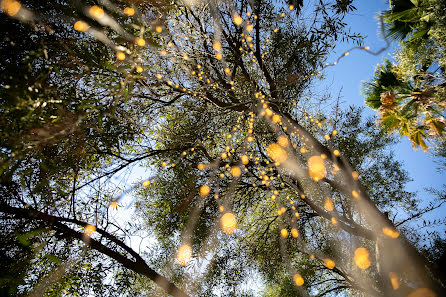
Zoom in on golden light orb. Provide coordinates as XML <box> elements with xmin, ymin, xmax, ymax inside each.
<box><xmin>116</xmin><ymin>51</ymin><xmax>126</xmax><ymax>60</ymax></box>
<box><xmin>123</xmin><ymin>7</ymin><xmax>135</xmax><ymax>16</ymax></box>
<box><xmin>280</xmin><ymin>229</ymin><xmax>289</xmax><ymax>238</ymax></box>
<box><xmin>324</xmin><ymin>258</ymin><xmax>335</xmax><ymax>269</ymax></box>
<box><xmin>231</xmin><ymin>166</ymin><xmax>242</xmax><ymax>177</ymax></box>
<box><xmin>199</xmin><ymin>185</ymin><xmax>210</xmax><ymax>197</ymax></box>
<box><xmin>308</xmin><ymin>155</ymin><xmax>326</xmax><ymax>181</ymax></box>
<box><xmin>1</xmin><ymin>0</ymin><xmax>21</xmax><ymax>16</ymax></box>
<box><xmin>267</xmin><ymin>143</ymin><xmax>287</xmax><ymax>163</ymax></box>
<box><xmin>291</xmin><ymin>228</ymin><xmax>299</xmax><ymax>238</ymax></box>
<box><xmin>354</xmin><ymin>247</ymin><xmax>371</xmax><ymax>269</ymax></box>
<box><xmin>324</xmin><ymin>198</ymin><xmax>334</xmax><ymax>211</ymax></box>
<box><xmin>382</xmin><ymin>227</ymin><xmax>400</xmax><ymax>238</ymax></box>
<box><xmin>176</xmin><ymin>244</ymin><xmax>192</xmax><ymax>266</ymax></box>
<box><xmin>74</xmin><ymin>20</ymin><xmax>89</xmax><ymax>32</ymax></box>
<box><xmin>85</xmin><ymin>224</ymin><xmax>96</xmax><ymax>236</ymax></box>
<box><xmin>293</xmin><ymin>273</ymin><xmax>304</xmax><ymax>286</ymax></box>
<box><xmin>135</xmin><ymin>38</ymin><xmax>146</xmax><ymax>47</ymax></box>
<box><xmin>233</xmin><ymin>14</ymin><xmax>243</xmax><ymax>26</ymax></box>
<box><xmin>89</xmin><ymin>5</ymin><xmax>104</xmax><ymax>19</ymax></box>
<box><xmin>142</xmin><ymin>180</ymin><xmax>151</xmax><ymax>187</ymax></box>
<box><xmin>221</xmin><ymin>212</ymin><xmax>237</xmax><ymax>234</ymax></box>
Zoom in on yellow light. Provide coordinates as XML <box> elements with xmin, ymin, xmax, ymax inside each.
<box><xmin>248</xmin><ymin>136</ymin><xmax>254</xmax><ymax>142</ymax></box>
<box><xmin>135</xmin><ymin>38</ymin><xmax>146</xmax><ymax>47</ymax></box>
<box><xmin>300</xmin><ymin>148</ymin><xmax>307</xmax><ymax>153</ymax></box>
<box><xmin>324</xmin><ymin>135</ymin><xmax>330</xmax><ymax>140</ymax></box>
<box><xmin>407</xmin><ymin>288</ymin><xmax>437</xmax><ymax>297</ymax></box>
<box><xmin>364</xmin><ymin>46</ymin><xmax>370</xmax><ymax>50</ymax></box>
<box><xmin>197</xmin><ymin>163</ymin><xmax>205</xmax><ymax>170</ymax></box>
<box><xmin>219</xmin><ymin>205</ymin><xmax>224</xmax><ymax>212</ymax></box>
<box><xmin>332</xmin><ymin>130</ymin><xmax>338</xmax><ymax>136</ymax></box>
<box><xmin>74</xmin><ymin>21</ymin><xmax>89</xmax><ymax>32</ymax></box>
<box><xmin>136</xmin><ymin>66</ymin><xmax>143</xmax><ymax>73</ymax></box>
<box><xmin>89</xmin><ymin>5</ymin><xmax>104</xmax><ymax>19</ymax></box>
<box><xmin>382</xmin><ymin>227</ymin><xmax>400</xmax><ymax>238</ymax></box>
<box><xmin>221</xmin><ymin>212</ymin><xmax>237</xmax><ymax>234</ymax></box>
<box><xmin>324</xmin><ymin>258</ymin><xmax>335</xmax><ymax>269</ymax></box>
<box><xmin>233</xmin><ymin>14</ymin><xmax>243</xmax><ymax>26</ymax></box>
<box><xmin>176</xmin><ymin>244</ymin><xmax>192</xmax><ymax>266</ymax></box>
<box><xmin>155</xmin><ymin>26</ymin><xmax>162</xmax><ymax>33</ymax></box>
<box><xmin>354</xmin><ymin>247</ymin><xmax>371</xmax><ymax>269</ymax></box>
<box><xmin>324</xmin><ymin>198</ymin><xmax>334</xmax><ymax>211</ymax></box>
<box><xmin>241</xmin><ymin>155</ymin><xmax>249</xmax><ymax>165</ymax></box>
<box><xmin>221</xmin><ymin>152</ymin><xmax>227</xmax><ymax>159</ymax></box>
<box><xmin>85</xmin><ymin>224</ymin><xmax>96</xmax><ymax>236</ymax></box>
<box><xmin>293</xmin><ymin>273</ymin><xmax>304</xmax><ymax>286</ymax></box>
<box><xmin>160</xmin><ymin>50</ymin><xmax>167</xmax><ymax>56</ymax></box>
<box><xmin>161</xmin><ymin>162</ymin><xmax>167</xmax><ymax>167</ymax></box>
<box><xmin>213</xmin><ymin>41</ymin><xmax>222</xmax><ymax>51</ymax></box>
<box><xmin>156</xmin><ymin>74</ymin><xmax>162</xmax><ymax>79</ymax></box>
<box><xmin>389</xmin><ymin>272</ymin><xmax>399</xmax><ymax>290</ymax></box>
<box><xmin>352</xmin><ymin>171</ymin><xmax>359</xmax><ymax>180</ymax></box>
<box><xmin>272</xmin><ymin>114</ymin><xmax>281</xmax><ymax>123</ymax></box>
<box><xmin>110</xmin><ymin>201</ymin><xmax>118</xmax><ymax>210</ymax></box>
<box><xmin>289</xmin><ymin>4</ymin><xmax>294</xmax><ymax>10</ymax></box>
<box><xmin>331</xmin><ymin>217</ymin><xmax>338</xmax><ymax>226</ymax></box>
<box><xmin>1</xmin><ymin>0</ymin><xmax>20</xmax><ymax>16</ymax></box>
<box><xmin>295</xmin><ymin>212</ymin><xmax>300</xmax><ymax>218</ymax></box>
<box><xmin>224</xmin><ymin>67</ymin><xmax>231</xmax><ymax>74</ymax></box>
<box><xmin>308</xmin><ymin>156</ymin><xmax>326</xmax><ymax>181</ymax></box>
<box><xmin>123</xmin><ymin>7</ymin><xmax>135</xmax><ymax>16</ymax></box>
<box><xmin>280</xmin><ymin>229</ymin><xmax>288</xmax><ymax>238</ymax></box>
<box><xmin>291</xmin><ymin>228</ymin><xmax>299</xmax><ymax>238</ymax></box>
<box><xmin>246</xmin><ymin>24</ymin><xmax>253</xmax><ymax>32</ymax></box>
<box><xmin>199</xmin><ymin>185</ymin><xmax>210</xmax><ymax>197</ymax></box>
<box><xmin>333</xmin><ymin>149</ymin><xmax>340</xmax><ymax>156</ymax></box>
<box><xmin>216</xmin><ymin>53</ymin><xmax>222</xmax><ymax>60</ymax></box>
<box><xmin>143</xmin><ymin>180</ymin><xmax>150</xmax><ymax>187</ymax></box>
<box><xmin>231</xmin><ymin>166</ymin><xmax>241</xmax><ymax>177</ymax></box>
<box><xmin>267</xmin><ymin>143</ymin><xmax>287</xmax><ymax>163</ymax></box>
<box><xmin>352</xmin><ymin>190</ymin><xmax>360</xmax><ymax>199</ymax></box>
<box><xmin>116</xmin><ymin>52</ymin><xmax>126</xmax><ymax>60</ymax></box>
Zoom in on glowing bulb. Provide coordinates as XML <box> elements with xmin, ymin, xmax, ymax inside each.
<box><xmin>352</xmin><ymin>171</ymin><xmax>359</xmax><ymax>180</ymax></box>
<box><xmin>1</xmin><ymin>0</ymin><xmax>21</xmax><ymax>16</ymax></box>
<box><xmin>135</xmin><ymin>38</ymin><xmax>145</xmax><ymax>47</ymax></box>
<box><xmin>280</xmin><ymin>229</ymin><xmax>288</xmax><ymax>238</ymax></box>
<box><xmin>324</xmin><ymin>198</ymin><xmax>334</xmax><ymax>211</ymax></box>
<box><xmin>213</xmin><ymin>41</ymin><xmax>222</xmax><ymax>51</ymax></box>
<box><xmin>155</xmin><ymin>26</ymin><xmax>162</xmax><ymax>33</ymax></box>
<box><xmin>142</xmin><ymin>180</ymin><xmax>150</xmax><ymax>187</ymax></box>
<box><xmin>197</xmin><ymin>163</ymin><xmax>205</xmax><ymax>170</ymax></box>
<box><xmin>136</xmin><ymin>66</ymin><xmax>143</xmax><ymax>73</ymax></box>
<box><xmin>354</xmin><ymin>247</ymin><xmax>371</xmax><ymax>269</ymax></box>
<box><xmin>110</xmin><ymin>201</ymin><xmax>118</xmax><ymax>210</ymax></box>
<box><xmin>293</xmin><ymin>273</ymin><xmax>304</xmax><ymax>286</ymax></box>
<box><xmin>176</xmin><ymin>244</ymin><xmax>192</xmax><ymax>266</ymax></box>
<box><xmin>241</xmin><ymin>155</ymin><xmax>249</xmax><ymax>165</ymax></box>
<box><xmin>324</xmin><ymin>258</ymin><xmax>335</xmax><ymax>269</ymax></box>
<box><xmin>267</xmin><ymin>143</ymin><xmax>287</xmax><ymax>163</ymax></box>
<box><xmin>221</xmin><ymin>212</ymin><xmax>237</xmax><ymax>234</ymax></box>
<box><xmin>89</xmin><ymin>5</ymin><xmax>104</xmax><ymax>19</ymax></box>
<box><xmin>382</xmin><ymin>227</ymin><xmax>400</xmax><ymax>238</ymax></box>
<box><xmin>291</xmin><ymin>228</ymin><xmax>299</xmax><ymax>238</ymax></box>
<box><xmin>199</xmin><ymin>185</ymin><xmax>210</xmax><ymax>197</ymax></box>
<box><xmin>352</xmin><ymin>190</ymin><xmax>360</xmax><ymax>199</ymax></box>
<box><xmin>233</xmin><ymin>14</ymin><xmax>243</xmax><ymax>26</ymax></box>
<box><xmin>272</xmin><ymin>114</ymin><xmax>281</xmax><ymax>123</ymax></box>
<box><xmin>308</xmin><ymin>155</ymin><xmax>326</xmax><ymax>181</ymax></box>
<box><xmin>389</xmin><ymin>272</ymin><xmax>399</xmax><ymax>290</ymax></box>
<box><xmin>85</xmin><ymin>224</ymin><xmax>96</xmax><ymax>236</ymax></box>
<box><xmin>231</xmin><ymin>166</ymin><xmax>241</xmax><ymax>177</ymax></box>
<box><xmin>74</xmin><ymin>21</ymin><xmax>88</xmax><ymax>32</ymax></box>
<box><xmin>123</xmin><ymin>7</ymin><xmax>135</xmax><ymax>16</ymax></box>
<box><xmin>116</xmin><ymin>51</ymin><xmax>126</xmax><ymax>61</ymax></box>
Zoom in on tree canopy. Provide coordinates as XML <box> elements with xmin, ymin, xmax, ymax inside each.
<box><xmin>1</xmin><ymin>0</ymin><xmax>445</xmax><ymax>297</ymax></box>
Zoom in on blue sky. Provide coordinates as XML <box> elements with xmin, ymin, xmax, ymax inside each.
<box><xmin>319</xmin><ymin>0</ymin><xmax>445</xmax><ymax>225</ymax></box>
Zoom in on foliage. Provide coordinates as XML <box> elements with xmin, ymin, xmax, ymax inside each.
<box><xmin>363</xmin><ymin>0</ymin><xmax>446</xmax><ymax>151</ymax></box>
<box><xmin>0</xmin><ymin>0</ymin><xmax>445</xmax><ymax>297</ymax></box>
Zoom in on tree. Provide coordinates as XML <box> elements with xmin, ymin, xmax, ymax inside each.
<box><xmin>363</xmin><ymin>0</ymin><xmax>446</xmax><ymax>151</ymax></box>
<box><xmin>1</xmin><ymin>0</ymin><xmax>445</xmax><ymax>297</ymax></box>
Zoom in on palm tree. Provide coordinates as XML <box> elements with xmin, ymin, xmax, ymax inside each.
<box><xmin>363</xmin><ymin>59</ymin><xmax>445</xmax><ymax>150</ymax></box>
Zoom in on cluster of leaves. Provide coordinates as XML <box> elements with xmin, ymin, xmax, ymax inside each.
<box><xmin>363</xmin><ymin>0</ymin><xmax>446</xmax><ymax>151</ymax></box>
